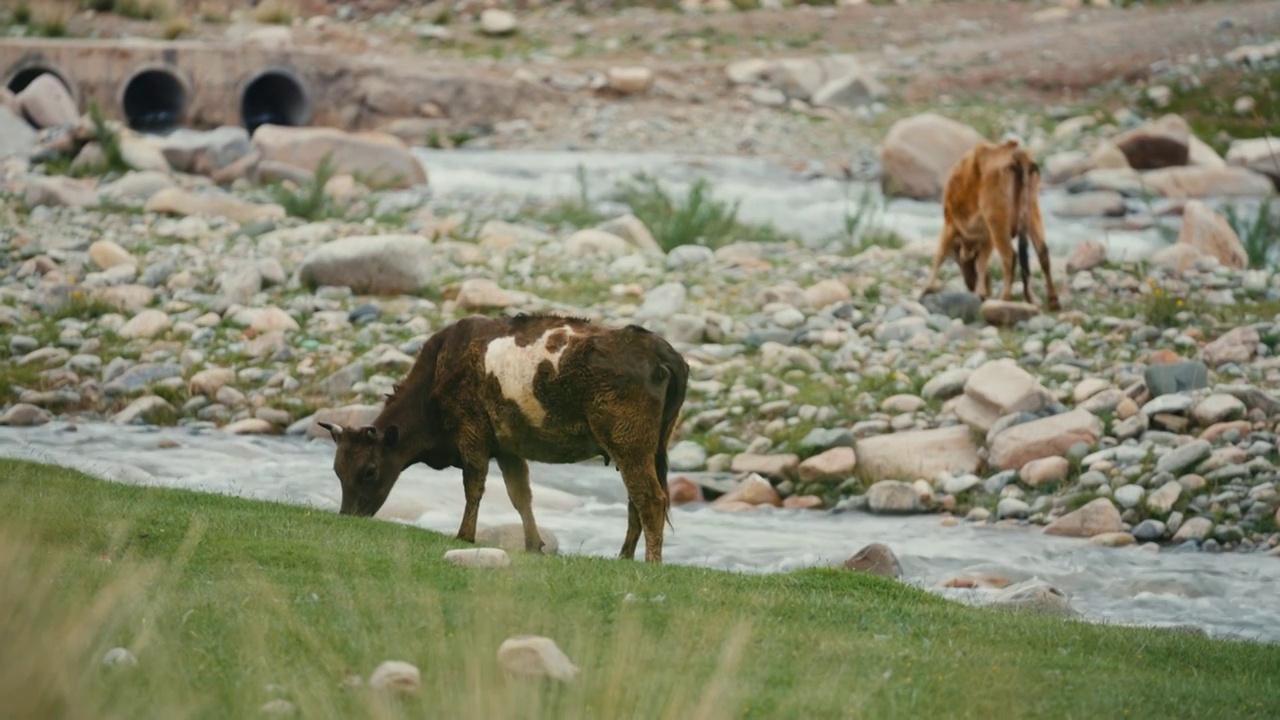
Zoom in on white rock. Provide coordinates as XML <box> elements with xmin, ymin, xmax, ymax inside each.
<box><xmin>443</xmin><ymin>547</ymin><xmax>511</xmax><ymax>568</ymax></box>
<box><xmin>102</xmin><ymin>647</ymin><xmax>138</xmax><ymax>668</ymax></box>
<box><xmin>117</xmin><ymin>309</ymin><xmax>172</xmax><ymax>340</ymax></box>
<box><xmin>480</xmin><ymin>9</ymin><xmax>518</xmax><ymax>36</ymax></box>
<box><xmin>368</xmin><ymin>660</ymin><xmax>421</xmax><ymax>695</ymax></box>
<box><xmin>497</xmin><ymin>635</ymin><xmax>580</xmax><ymax>682</ymax></box>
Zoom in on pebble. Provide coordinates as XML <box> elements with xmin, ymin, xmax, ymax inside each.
<box><xmin>368</xmin><ymin>660</ymin><xmax>421</xmax><ymax>695</ymax></box>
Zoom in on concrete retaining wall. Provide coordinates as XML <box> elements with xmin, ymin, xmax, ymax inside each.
<box><xmin>1</xmin><ymin>38</ymin><xmax>555</xmax><ymax>134</ymax></box>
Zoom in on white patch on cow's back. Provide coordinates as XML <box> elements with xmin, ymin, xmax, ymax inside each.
<box><xmin>483</xmin><ymin>325</ymin><xmax>577</xmax><ymax>426</ymax></box>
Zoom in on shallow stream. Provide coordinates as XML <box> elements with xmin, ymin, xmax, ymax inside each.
<box><xmin>3</xmin><ymin>422</ymin><xmax>1278</xmax><ymax>645</ymax></box>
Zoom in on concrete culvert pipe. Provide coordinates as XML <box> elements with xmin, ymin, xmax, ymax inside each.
<box><xmin>240</xmin><ymin>69</ymin><xmax>311</xmax><ymax>135</ymax></box>
<box><xmin>6</xmin><ymin>65</ymin><xmax>71</xmax><ymax>95</ymax></box>
<box><xmin>121</xmin><ymin>67</ymin><xmax>188</xmax><ymax>134</ymax></box>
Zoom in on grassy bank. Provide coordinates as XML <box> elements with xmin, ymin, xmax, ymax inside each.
<box><xmin>2</xmin><ymin>459</ymin><xmax>1278</xmax><ymax>719</ymax></box>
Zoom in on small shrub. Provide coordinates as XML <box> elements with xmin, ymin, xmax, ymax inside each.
<box><xmin>89</xmin><ymin>101</ymin><xmax>130</xmax><ymax>175</ymax></box>
<box><xmin>1138</xmin><ymin>278</ymin><xmax>1190</xmax><ymax>328</ymax></box>
<box><xmin>611</xmin><ymin>171</ymin><xmax>794</xmax><ymax>251</ymax></box>
<box><xmin>12</xmin><ymin>2</ymin><xmax>32</xmax><ymax>24</ymax></box>
<box><xmin>269</xmin><ymin>153</ymin><xmax>343</xmax><ymax>222</ymax></box>
<box><xmin>1223</xmin><ymin>200</ymin><xmax>1280</xmax><ymax>270</ymax></box>
<box><xmin>252</xmin><ymin>0</ymin><xmax>296</xmax><ymax>25</ymax></box>
<box><xmin>114</xmin><ymin>0</ymin><xmax>174</xmax><ymax>20</ymax></box>
<box><xmin>161</xmin><ymin>12</ymin><xmax>190</xmax><ymax>38</ymax></box>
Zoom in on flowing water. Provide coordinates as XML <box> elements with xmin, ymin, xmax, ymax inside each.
<box><xmin>409</xmin><ymin>147</ymin><xmax>1172</xmax><ymax>260</ymax></box>
<box><xmin>3</xmin><ymin>422</ymin><xmax>1279</xmax><ymax>645</ymax></box>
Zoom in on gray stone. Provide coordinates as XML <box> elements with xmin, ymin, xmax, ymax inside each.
<box><xmin>668</xmin><ymin>440</ymin><xmax>707</xmax><ymax>472</ymax></box>
<box><xmin>799</xmin><ymin>427</ymin><xmax>856</xmax><ymax>452</ymax></box>
<box><xmin>1154</xmin><ymin>439</ymin><xmax>1212</xmax><ymax>475</ymax></box>
<box><xmin>1132</xmin><ymin>519</ymin><xmax>1167</xmax><ymax>542</ymax></box>
<box><xmin>297</xmin><ymin>235</ymin><xmax>437</xmax><ymax>295</ymax></box>
<box><xmin>1141</xmin><ymin>393</ymin><xmax>1195</xmax><ymax>416</ymax></box>
<box><xmin>1144</xmin><ymin>361</ymin><xmax>1209</xmax><ymax>396</ymax></box>
<box><xmin>865</xmin><ymin>480</ymin><xmax>924</xmax><ymax>514</ymax></box>
<box><xmin>0</xmin><ymin>106</ymin><xmax>37</xmax><ymax>158</ymax></box>
<box><xmin>104</xmin><ymin>363</ymin><xmax>182</xmax><ymax>396</ymax></box>
<box><xmin>920</xmin><ymin>291</ymin><xmax>982</xmax><ymax>322</ymax></box>
<box><xmin>160</xmin><ymin>126</ymin><xmax>252</xmax><ymax>174</ymax></box>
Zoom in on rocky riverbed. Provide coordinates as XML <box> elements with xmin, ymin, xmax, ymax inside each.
<box><xmin>2</xmin><ymin>40</ymin><xmax>1280</xmax><ymax>577</ymax></box>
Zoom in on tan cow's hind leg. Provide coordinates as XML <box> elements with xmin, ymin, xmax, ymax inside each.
<box><xmin>456</xmin><ymin>462</ymin><xmax>488</xmax><ymax>543</ymax></box>
<box><xmin>921</xmin><ymin>225</ymin><xmax>961</xmax><ymax>299</ymax></box>
<box><xmin>497</xmin><ymin>454</ymin><xmax>544</xmax><ymax>553</ymax></box>
<box><xmin>972</xmin><ymin>241</ymin><xmax>996</xmax><ymax>299</ymax></box>
<box><xmin>1030</xmin><ymin>213</ymin><xmax>1061</xmax><ymax>311</ymax></box>
<box><xmin>988</xmin><ymin>225</ymin><xmax>1016</xmax><ymax>302</ymax></box>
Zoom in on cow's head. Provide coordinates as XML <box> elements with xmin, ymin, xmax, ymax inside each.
<box><xmin>317</xmin><ymin>422</ymin><xmax>401</xmax><ymax>517</ymax></box>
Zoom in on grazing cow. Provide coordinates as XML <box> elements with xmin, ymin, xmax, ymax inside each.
<box><xmin>920</xmin><ymin>138</ymin><xmax>1061</xmax><ymax>311</ymax></box>
<box><xmin>318</xmin><ymin>313</ymin><xmax>690</xmax><ymax>564</ymax></box>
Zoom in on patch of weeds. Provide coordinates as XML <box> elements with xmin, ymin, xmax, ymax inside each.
<box><xmin>0</xmin><ymin>358</ymin><xmax>46</xmax><ymax>401</ymax></box>
<box><xmin>48</xmin><ymin>292</ymin><xmax>116</xmax><ymax>323</ymax></box>
<box><xmin>47</xmin><ymin>102</ymin><xmax>131</xmax><ymax>178</ymax></box>
<box><xmin>114</xmin><ymin>0</ymin><xmax>174</xmax><ymax>20</ymax></box>
<box><xmin>1133</xmin><ymin>66</ymin><xmax>1280</xmax><ymax>155</ymax></box>
<box><xmin>1066</xmin><ymin>491</ymin><xmax>1099</xmax><ymax>512</ymax></box>
<box><xmin>11</xmin><ymin>2</ymin><xmax>32</xmax><ymax>24</ymax></box>
<box><xmin>532</xmin><ymin>164</ymin><xmax>608</xmax><ymax>230</ymax></box>
<box><xmin>1222</xmin><ymin>200</ymin><xmax>1280</xmax><ymax>270</ymax></box>
<box><xmin>161</xmin><ymin>13</ymin><xmax>191</xmax><ymax>39</ymax></box>
<box><xmin>252</xmin><ymin>0</ymin><xmax>295</xmax><ymax>25</ymax></box>
<box><xmin>1137</xmin><ymin>278</ymin><xmax>1194</xmax><ymax>328</ymax></box>
<box><xmin>268</xmin><ymin>154</ymin><xmax>344</xmax><ymax>222</ymax></box>
<box><xmin>611</xmin><ymin>172</ymin><xmax>796</xmax><ymax>251</ymax></box>
<box><xmin>837</xmin><ymin>184</ymin><xmax>906</xmax><ymax>255</ymax></box>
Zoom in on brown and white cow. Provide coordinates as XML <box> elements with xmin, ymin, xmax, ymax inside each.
<box><xmin>920</xmin><ymin>138</ymin><xmax>1061</xmax><ymax>311</ymax></box>
<box><xmin>318</xmin><ymin>313</ymin><xmax>690</xmax><ymax>564</ymax></box>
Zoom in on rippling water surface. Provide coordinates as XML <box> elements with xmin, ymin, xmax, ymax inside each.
<box><xmin>3</xmin><ymin>423</ymin><xmax>1278</xmax><ymax>645</ymax></box>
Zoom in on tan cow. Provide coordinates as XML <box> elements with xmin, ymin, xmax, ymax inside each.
<box><xmin>920</xmin><ymin>138</ymin><xmax>1061</xmax><ymax>311</ymax></box>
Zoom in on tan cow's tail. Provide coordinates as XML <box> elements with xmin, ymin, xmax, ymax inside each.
<box><xmin>1010</xmin><ymin>152</ymin><xmax>1033</xmax><ymax>293</ymax></box>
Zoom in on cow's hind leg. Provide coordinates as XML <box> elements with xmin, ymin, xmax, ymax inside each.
<box><xmin>456</xmin><ymin>461</ymin><xmax>488</xmax><ymax>544</ymax></box>
<box><xmin>1029</xmin><ymin>211</ymin><xmax>1061</xmax><ymax>311</ymax></box>
<box><xmin>620</xmin><ymin>500</ymin><xmax>641</xmax><ymax>560</ymax></box>
<box><xmin>921</xmin><ymin>223</ymin><xmax>962</xmax><ymax>299</ymax></box>
<box><xmin>497</xmin><ymin>454</ymin><xmax>544</xmax><ymax>553</ymax></box>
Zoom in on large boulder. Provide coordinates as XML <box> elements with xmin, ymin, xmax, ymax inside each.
<box><xmin>879</xmin><ymin>113</ymin><xmax>984</xmax><ymax>200</ymax></box>
<box><xmin>1225</xmin><ymin>136</ymin><xmax>1280</xmax><ymax>188</ymax></box>
<box><xmin>1110</xmin><ymin>114</ymin><xmax>1191</xmax><ymax>170</ymax></box>
<box><xmin>1176</xmin><ymin>200</ymin><xmax>1247</xmax><ymax>269</ymax></box>
<box><xmin>252</xmin><ymin>125</ymin><xmax>428</xmax><ymax>188</ymax></box>
<box><xmin>855</xmin><ymin>425</ymin><xmax>981</xmax><ymax>481</ymax></box>
<box><xmin>725</xmin><ymin>55</ymin><xmax>863</xmax><ymax>102</ymax></box>
<box><xmin>16</xmin><ymin>74</ymin><xmax>78</xmax><ymax>129</ymax></box>
<box><xmin>144</xmin><ymin>187</ymin><xmax>285</xmax><ymax>224</ymax></box>
<box><xmin>160</xmin><ymin>126</ymin><xmax>253</xmax><ymax>175</ymax></box>
<box><xmin>1140</xmin><ymin>166</ymin><xmax>1275</xmax><ymax>199</ymax></box>
<box><xmin>0</xmin><ymin>106</ymin><xmax>37</xmax><ymax>158</ymax></box>
<box><xmin>297</xmin><ymin>235</ymin><xmax>437</xmax><ymax>295</ymax></box>
<box><xmin>988</xmin><ymin>409</ymin><xmax>1104</xmax><ymax>471</ymax></box>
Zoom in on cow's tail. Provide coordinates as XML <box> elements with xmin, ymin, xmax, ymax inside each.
<box><xmin>654</xmin><ymin>345</ymin><xmax>690</xmax><ymax>532</ymax></box>
<box><xmin>1011</xmin><ymin>154</ymin><xmax>1031</xmax><ymax>292</ymax></box>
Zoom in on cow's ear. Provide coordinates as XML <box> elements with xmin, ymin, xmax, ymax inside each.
<box><xmin>382</xmin><ymin>425</ymin><xmax>399</xmax><ymax>448</ymax></box>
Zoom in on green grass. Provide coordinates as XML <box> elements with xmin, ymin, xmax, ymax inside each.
<box><xmin>612</xmin><ymin>172</ymin><xmax>796</xmax><ymax>251</ymax></box>
<box><xmin>3</xmin><ymin>459</ymin><xmax>1280</xmax><ymax>719</ymax></box>
<box><xmin>1222</xmin><ymin>200</ymin><xmax>1280</xmax><ymax>270</ymax></box>
<box><xmin>1131</xmin><ymin>65</ymin><xmax>1280</xmax><ymax>156</ymax></box>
